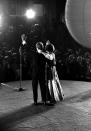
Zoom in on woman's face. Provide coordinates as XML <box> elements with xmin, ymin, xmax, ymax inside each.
<box><xmin>46</xmin><ymin>40</ymin><xmax>50</xmax><ymax>46</ymax></box>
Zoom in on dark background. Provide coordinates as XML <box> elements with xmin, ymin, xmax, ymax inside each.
<box><xmin>0</xmin><ymin>0</ymin><xmax>91</xmax><ymax>82</ymax></box>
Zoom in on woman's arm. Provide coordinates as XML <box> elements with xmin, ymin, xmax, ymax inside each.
<box><xmin>41</xmin><ymin>52</ymin><xmax>54</xmax><ymax>60</ymax></box>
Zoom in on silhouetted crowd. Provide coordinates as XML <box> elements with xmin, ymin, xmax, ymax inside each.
<box><xmin>56</xmin><ymin>48</ymin><xmax>91</xmax><ymax>81</ymax></box>
<box><xmin>0</xmin><ymin>43</ymin><xmax>91</xmax><ymax>82</ymax></box>
<box><xmin>0</xmin><ymin>15</ymin><xmax>91</xmax><ymax>82</ymax></box>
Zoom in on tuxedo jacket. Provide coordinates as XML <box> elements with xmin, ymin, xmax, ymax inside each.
<box><xmin>31</xmin><ymin>51</ymin><xmax>46</xmax><ymax>79</ymax></box>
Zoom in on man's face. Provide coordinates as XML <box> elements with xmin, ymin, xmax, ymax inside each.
<box><xmin>37</xmin><ymin>42</ymin><xmax>44</xmax><ymax>50</ymax></box>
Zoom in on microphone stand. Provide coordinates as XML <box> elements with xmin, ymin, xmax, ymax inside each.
<box><xmin>15</xmin><ymin>34</ymin><xmax>27</xmax><ymax>91</ymax></box>
<box><xmin>18</xmin><ymin>45</ymin><xmax>25</xmax><ymax>91</ymax></box>
<box><xmin>15</xmin><ymin>34</ymin><xmax>28</xmax><ymax>91</ymax></box>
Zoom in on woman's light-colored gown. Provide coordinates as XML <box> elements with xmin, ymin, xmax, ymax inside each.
<box><xmin>45</xmin><ymin>52</ymin><xmax>64</xmax><ymax>102</ymax></box>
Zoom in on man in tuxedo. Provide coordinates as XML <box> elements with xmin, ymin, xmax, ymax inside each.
<box><xmin>21</xmin><ymin>28</ymin><xmax>46</xmax><ymax>105</ymax></box>
<box><xmin>31</xmin><ymin>42</ymin><xmax>46</xmax><ymax>105</ymax></box>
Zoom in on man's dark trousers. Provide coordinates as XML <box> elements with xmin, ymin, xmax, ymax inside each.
<box><xmin>32</xmin><ymin>52</ymin><xmax>46</xmax><ymax>103</ymax></box>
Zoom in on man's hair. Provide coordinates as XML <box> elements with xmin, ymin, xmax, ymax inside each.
<box><xmin>36</xmin><ymin>42</ymin><xmax>44</xmax><ymax>50</ymax></box>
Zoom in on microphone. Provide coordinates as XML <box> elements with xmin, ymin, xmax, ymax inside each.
<box><xmin>21</xmin><ymin>34</ymin><xmax>27</xmax><ymax>45</ymax></box>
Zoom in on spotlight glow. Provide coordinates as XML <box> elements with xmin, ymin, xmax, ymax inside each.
<box><xmin>25</xmin><ymin>9</ymin><xmax>36</xmax><ymax>19</ymax></box>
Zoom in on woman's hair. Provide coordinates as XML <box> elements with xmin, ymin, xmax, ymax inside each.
<box><xmin>36</xmin><ymin>42</ymin><xmax>44</xmax><ymax>50</ymax></box>
<box><xmin>45</xmin><ymin>42</ymin><xmax>55</xmax><ymax>53</ymax></box>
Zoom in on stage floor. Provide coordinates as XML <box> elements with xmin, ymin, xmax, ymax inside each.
<box><xmin>0</xmin><ymin>80</ymin><xmax>91</xmax><ymax>131</ymax></box>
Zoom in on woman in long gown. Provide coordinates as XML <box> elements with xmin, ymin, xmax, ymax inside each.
<box><xmin>38</xmin><ymin>41</ymin><xmax>64</xmax><ymax>103</ymax></box>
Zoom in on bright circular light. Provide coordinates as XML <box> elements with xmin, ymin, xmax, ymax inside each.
<box><xmin>25</xmin><ymin>9</ymin><xmax>36</xmax><ymax>19</ymax></box>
